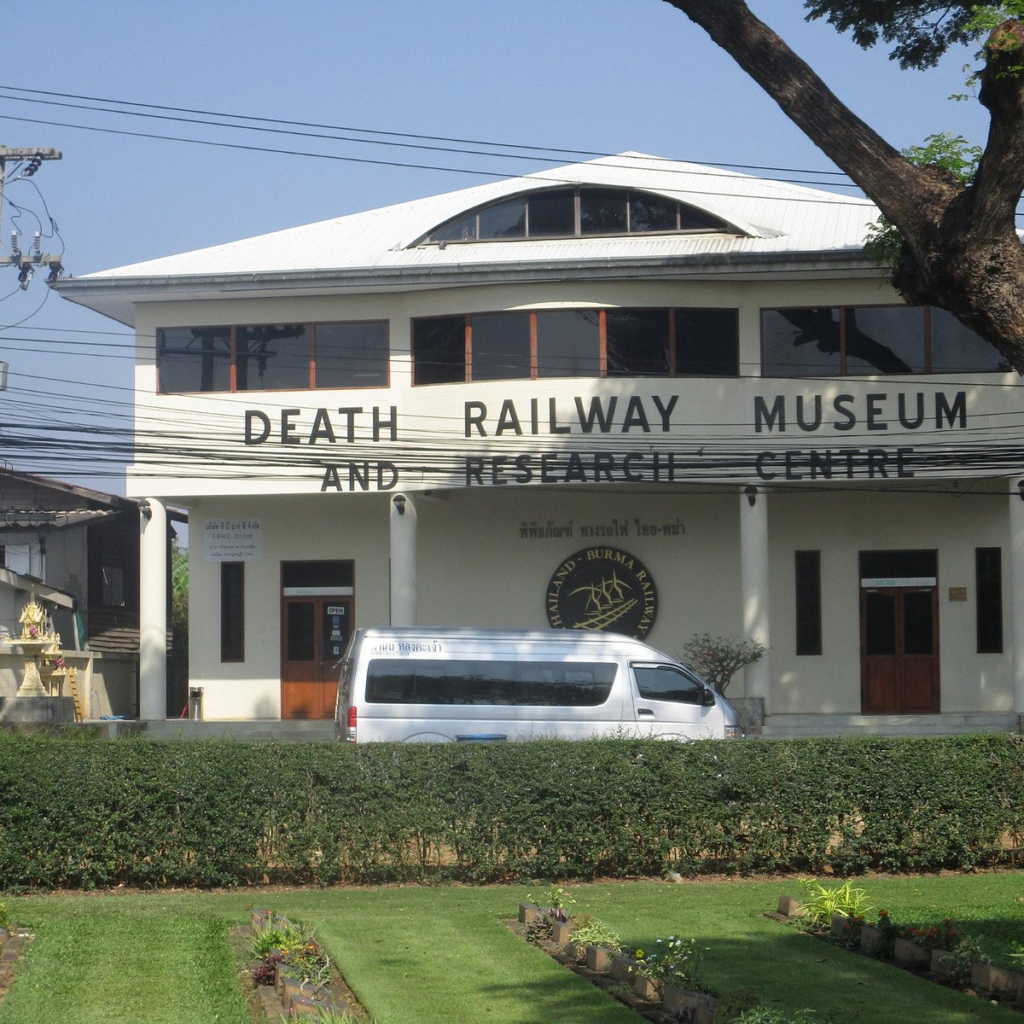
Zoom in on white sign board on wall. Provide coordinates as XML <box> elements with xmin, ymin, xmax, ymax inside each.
<box><xmin>203</xmin><ymin>518</ymin><xmax>262</xmax><ymax>561</ymax></box>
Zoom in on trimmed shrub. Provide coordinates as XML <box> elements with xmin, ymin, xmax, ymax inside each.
<box><xmin>0</xmin><ymin>734</ymin><xmax>1019</xmax><ymax>889</ymax></box>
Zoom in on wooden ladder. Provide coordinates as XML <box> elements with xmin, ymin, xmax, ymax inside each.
<box><xmin>67</xmin><ymin>667</ymin><xmax>85</xmax><ymax>722</ymax></box>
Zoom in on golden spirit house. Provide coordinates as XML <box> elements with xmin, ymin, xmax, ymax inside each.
<box><xmin>57</xmin><ymin>154</ymin><xmax>1024</xmax><ymax>735</ymax></box>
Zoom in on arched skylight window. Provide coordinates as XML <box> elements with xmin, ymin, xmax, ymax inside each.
<box><xmin>419</xmin><ymin>186</ymin><xmax>739</xmax><ymax>244</ymax></box>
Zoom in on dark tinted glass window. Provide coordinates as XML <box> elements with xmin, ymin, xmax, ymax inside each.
<box><xmin>864</xmin><ymin>592</ymin><xmax>897</xmax><ymax>655</ymax></box>
<box><xmin>479</xmin><ymin>198</ymin><xmax>526</xmax><ymax>239</ymax></box>
<box><xmin>762</xmin><ymin>305</ymin><xmax>1009</xmax><ymax>377</ymax></box>
<box><xmin>315</xmin><ymin>322</ymin><xmax>388</xmax><ymax>388</ymax></box>
<box><xmin>221</xmin><ymin>562</ymin><xmax>244</xmax><ymax>662</ymax></box>
<box><xmin>632</xmin><ymin>664</ymin><xmax>705</xmax><ymax>704</ymax></box>
<box><xmin>860</xmin><ymin>550</ymin><xmax>936</xmax><ymax>580</ymax></box>
<box><xmin>471</xmin><ymin>312</ymin><xmax>531</xmax><ymax>380</ymax></box>
<box><xmin>431</xmin><ymin>212</ymin><xmax>476</xmax><ymax>242</ymax></box>
<box><xmin>976</xmin><ymin>547</ymin><xmax>1003</xmax><ymax>653</ymax></box>
<box><xmin>931</xmin><ymin>308</ymin><xmax>1009</xmax><ymax>371</ymax></box>
<box><xmin>236</xmin><ymin>324</ymin><xmax>309</xmax><ymax>391</ymax></box>
<box><xmin>282</xmin><ymin>560</ymin><xmax>353</xmax><ymax>589</ymax></box>
<box><xmin>606</xmin><ymin>309</ymin><xmax>670</xmax><ymax>375</ymax></box>
<box><xmin>424</xmin><ymin>188</ymin><xmax>740</xmax><ymax>243</ymax></box>
<box><xmin>365</xmin><ymin>658</ymin><xmax>617</xmax><ymax>706</ymax></box>
<box><xmin>903</xmin><ymin>590</ymin><xmax>934</xmax><ymax>655</ymax></box>
<box><xmin>762</xmin><ymin>308</ymin><xmax>841</xmax><ymax>377</ymax></box>
<box><xmin>580</xmin><ymin>188</ymin><xmax>628</xmax><ymax>234</ymax></box>
<box><xmin>536</xmin><ymin>310</ymin><xmax>601</xmax><ymax>377</ymax></box>
<box><xmin>676</xmin><ymin>308</ymin><xmax>739</xmax><ymax>376</ymax></box>
<box><xmin>286</xmin><ymin>602</ymin><xmax>315</xmax><ymax>661</ymax></box>
<box><xmin>795</xmin><ymin>550</ymin><xmax>822</xmax><ymax>656</ymax></box>
<box><xmin>678</xmin><ymin>204</ymin><xmax>731</xmax><ymax>231</ymax></box>
<box><xmin>158</xmin><ymin>327</ymin><xmax>231</xmax><ymax>393</ymax></box>
<box><xmin>629</xmin><ymin>192</ymin><xmax>677</xmax><ymax>232</ymax></box>
<box><xmin>529</xmin><ymin>190</ymin><xmax>575</xmax><ymax>236</ymax></box>
<box><xmin>412</xmin><ymin>316</ymin><xmax>465</xmax><ymax>385</ymax></box>
<box><xmin>844</xmin><ymin>306</ymin><xmax>924</xmax><ymax>375</ymax></box>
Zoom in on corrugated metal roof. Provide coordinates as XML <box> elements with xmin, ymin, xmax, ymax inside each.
<box><xmin>80</xmin><ymin>152</ymin><xmax>877</xmax><ymax>281</ymax></box>
<box><xmin>0</xmin><ymin>509</ymin><xmax>120</xmax><ymax>528</ymax></box>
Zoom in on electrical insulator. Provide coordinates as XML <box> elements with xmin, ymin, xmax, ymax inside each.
<box><xmin>32</xmin><ymin>231</ymin><xmax>40</xmax><ymax>255</ymax></box>
<box><xmin>10</xmin><ymin>231</ymin><xmax>19</xmax><ymax>256</ymax></box>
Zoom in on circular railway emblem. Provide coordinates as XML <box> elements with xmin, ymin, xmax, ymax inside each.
<box><xmin>546</xmin><ymin>546</ymin><xmax>657</xmax><ymax>639</ymax></box>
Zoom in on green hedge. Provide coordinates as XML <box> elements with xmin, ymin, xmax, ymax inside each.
<box><xmin>0</xmin><ymin>734</ymin><xmax>1020</xmax><ymax>889</ymax></box>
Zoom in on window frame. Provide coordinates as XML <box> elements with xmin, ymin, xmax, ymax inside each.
<box><xmin>631</xmin><ymin>662</ymin><xmax>709</xmax><ymax>705</ymax></box>
<box><xmin>412</xmin><ymin>306</ymin><xmax>739</xmax><ymax>385</ymax></box>
<box><xmin>760</xmin><ymin>303</ymin><xmax>1007</xmax><ymax>377</ymax></box>
<box><xmin>157</xmin><ymin>319</ymin><xmax>390</xmax><ymax>394</ymax></box>
<box><xmin>420</xmin><ymin>186</ymin><xmax>738</xmax><ymax>245</ymax></box>
<box><xmin>975</xmin><ymin>547</ymin><xmax>1003</xmax><ymax>654</ymax></box>
<box><xmin>795</xmin><ymin>550</ymin><xmax>822</xmax><ymax>656</ymax></box>
<box><xmin>220</xmin><ymin>561</ymin><xmax>245</xmax><ymax>663</ymax></box>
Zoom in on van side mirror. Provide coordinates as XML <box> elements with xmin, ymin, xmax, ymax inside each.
<box><xmin>701</xmin><ymin>687</ymin><xmax>717</xmax><ymax>707</ymax></box>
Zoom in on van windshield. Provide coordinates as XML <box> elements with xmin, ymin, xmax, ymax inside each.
<box><xmin>365</xmin><ymin>658</ymin><xmax>617</xmax><ymax>706</ymax></box>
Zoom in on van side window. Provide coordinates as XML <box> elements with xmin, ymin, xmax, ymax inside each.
<box><xmin>365</xmin><ymin>658</ymin><xmax>616</xmax><ymax>706</ymax></box>
<box><xmin>632</xmin><ymin>664</ymin><xmax>706</xmax><ymax>704</ymax></box>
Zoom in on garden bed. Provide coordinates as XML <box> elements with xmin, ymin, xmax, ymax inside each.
<box><xmin>773</xmin><ymin>893</ymin><xmax>1024</xmax><ymax>1014</ymax></box>
<box><xmin>513</xmin><ymin>901</ymin><xmax>720</xmax><ymax>1024</ymax></box>
<box><xmin>237</xmin><ymin>909</ymin><xmax>369</xmax><ymax>1022</ymax></box>
<box><xmin>0</xmin><ymin>920</ymin><xmax>32</xmax><ymax>1008</ymax></box>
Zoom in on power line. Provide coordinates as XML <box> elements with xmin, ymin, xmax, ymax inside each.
<box><xmin>0</xmin><ymin>84</ymin><xmax>857</xmax><ymax>180</ymax></box>
<box><xmin>0</xmin><ymin>113</ymin><xmax>883</xmax><ymax>209</ymax></box>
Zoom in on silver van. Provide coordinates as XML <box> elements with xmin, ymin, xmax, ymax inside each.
<box><xmin>336</xmin><ymin>627</ymin><xmax>743</xmax><ymax>742</ymax></box>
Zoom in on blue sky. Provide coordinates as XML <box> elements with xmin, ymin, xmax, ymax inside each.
<box><xmin>0</xmin><ymin>0</ymin><xmax>992</xmax><ymax>492</ymax></box>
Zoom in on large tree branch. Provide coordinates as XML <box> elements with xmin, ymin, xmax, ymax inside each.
<box><xmin>967</xmin><ymin>20</ymin><xmax>1024</xmax><ymax>234</ymax></box>
<box><xmin>661</xmin><ymin>0</ymin><xmax>957</xmax><ymax>231</ymax></box>
<box><xmin>664</xmin><ymin>0</ymin><xmax>1024</xmax><ymax>373</ymax></box>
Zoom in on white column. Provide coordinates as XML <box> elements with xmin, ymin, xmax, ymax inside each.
<box><xmin>1010</xmin><ymin>480</ymin><xmax>1024</xmax><ymax>715</ymax></box>
<box><xmin>389</xmin><ymin>493</ymin><xmax>417</xmax><ymax>626</ymax></box>
<box><xmin>139</xmin><ymin>497</ymin><xmax>167</xmax><ymax>720</ymax></box>
<box><xmin>740</xmin><ymin>486</ymin><xmax>770</xmax><ymax>704</ymax></box>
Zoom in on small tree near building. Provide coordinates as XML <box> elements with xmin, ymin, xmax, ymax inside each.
<box><xmin>680</xmin><ymin>632</ymin><xmax>768</xmax><ymax>695</ymax></box>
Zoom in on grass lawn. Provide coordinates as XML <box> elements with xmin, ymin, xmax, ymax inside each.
<box><xmin>0</xmin><ymin>873</ymin><xmax>1021</xmax><ymax>1023</ymax></box>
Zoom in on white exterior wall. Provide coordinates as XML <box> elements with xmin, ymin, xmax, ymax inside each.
<box><xmin>117</xmin><ymin>274</ymin><xmax>1020</xmax><ymax>721</ymax></box>
<box><xmin>416</xmin><ymin>488</ymin><xmax>740</xmax><ymax>643</ymax></box>
<box><xmin>769</xmin><ymin>487</ymin><xmax>1013</xmax><ymax>714</ymax></box>
<box><xmin>187</xmin><ymin>494</ymin><xmax>389</xmax><ymax>719</ymax></box>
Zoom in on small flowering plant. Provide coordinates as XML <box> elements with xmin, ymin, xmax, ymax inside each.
<box><xmin>899</xmin><ymin>919</ymin><xmax>963</xmax><ymax>952</ymax></box>
<box><xmin>835</xmin><ymin>913</ymin><xmax>865</xmax><ymax>948</ymax></box>
<box><xmin>635</xmin><ymin>935</ymin><xmax>709</xmax><ymax>992</ymax></box>
<box><xmin>46</xmin><ymin>654</ymin><xmax>66</xmax><ymax>670</ymax></box>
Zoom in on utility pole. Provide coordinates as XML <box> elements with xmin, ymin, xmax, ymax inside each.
<box><xmin>0</xmin><ymin>145</ymin><xmax>63</xmax><ymax>287</ymax></box>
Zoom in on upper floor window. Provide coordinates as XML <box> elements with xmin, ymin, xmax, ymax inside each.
<box><xmin>157</xmin><ymin>320</ymin><xmax>389</xmax><ymax>393</ymax></box>
<box><xmin>761</xmin><ymin>305</ymin><xmax>1008</xmax><ymax>377</ymax></box>
<box><xmin>422</xmin><ymin>187</ymin><xmax>736</xmax><ymax>244</ymax></box>
<box><xmin>412</xmin><ymin>307</ymin><xmax>738</xmax><ymax>385</ymax></box>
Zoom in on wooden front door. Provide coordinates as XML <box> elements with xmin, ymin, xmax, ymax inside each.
<box><xmin>281</xmin><ymin>596</ymin><xmax>351</xmax><ymax>719</ymax></box>
<box><xmin>860</xmin><ymin>586</ymin><xmax>939</xmax><ymax>713</ymax></box>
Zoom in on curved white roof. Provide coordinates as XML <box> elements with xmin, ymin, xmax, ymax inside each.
<box><xmin>79</xmin><ymin>152</ymin><xmax>878</xmax><ymax>281</ymax></box>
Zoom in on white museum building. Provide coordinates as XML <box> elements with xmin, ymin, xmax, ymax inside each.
<box><xmin>57</xmin><ymin>153</ymin><xmax>1024</xmax><ymax>734</ymax></box>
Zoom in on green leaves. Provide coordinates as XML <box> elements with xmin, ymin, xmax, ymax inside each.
<box><xmin>0</xmin><ymin>734</ymin><xmax>1020</xmax><ymax>888</ymax></box>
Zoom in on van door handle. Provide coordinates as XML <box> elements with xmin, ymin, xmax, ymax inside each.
<box><xmin>637</xmin><ymin>708</ymin><xmax>655</xmax><ymax>717</ymax></box>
